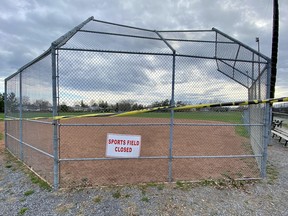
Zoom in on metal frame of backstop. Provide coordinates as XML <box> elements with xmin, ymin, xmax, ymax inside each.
<box><xmin>5</xmin><ymin>17</ymin><xmax>271</xmax><ymax>189</ymax></box>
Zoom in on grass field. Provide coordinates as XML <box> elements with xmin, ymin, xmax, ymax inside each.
<box><xmin>2</xmin><ymin>111</ymin><xmax>243</xmax><ymax>123</ymax></box>
<box><xmin>3</xmin><ymin>112</ymin><xmax>90</xmax><ymax>120</ymax></box>
<box><xmin>134</xmin><ymin>111</ymin><xmax>243</xmax><ymax>124</ymax></box>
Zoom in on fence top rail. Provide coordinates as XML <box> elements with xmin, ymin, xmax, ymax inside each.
<box><xmin>92</xmin><ymin>18</ymin><xmax>154</xmax><ymax>32</ymax></box>
<box><xmin>59</xmin><ymin>123</ymin><xmax>264</xmax><ymax>127</ymax></box>
<box><xmin>53</xmin><ymin>16</ymin><xmax>94</xmax><ymax>48</ymax></box>
<box><xmin>157</xmin><ymin>29</ymin><xmax>213</xmax><ymax>33</ymax></box>
<box><xmin>57</xmin><ymin>47</ymin><xmax>268</xmax><ymax>64</ymax></box>
<box><xmin>212</xmin><ymin>27</ymin><xmax>270</xmax><ymax>62</ymax></box>
<box><xmin>5</xmin><ymin>48</ymin><xmax>51</xmax><ymax>81</ymax></box>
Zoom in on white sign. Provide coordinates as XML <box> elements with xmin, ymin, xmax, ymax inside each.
<box><xmin>106</xmin><ymin>133</ymin><xmax>141</xmax><ymax>158</ymax></box>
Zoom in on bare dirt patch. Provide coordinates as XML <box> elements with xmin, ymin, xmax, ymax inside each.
<box><xmin>4</xmin><ymin>117</ymin><xmax>259</xmax><ymax>188</ymax></box>
<box><xmin>58</xmin><ymin>117</ymin><xmax>258</xmax><ymax>187</ymax></box>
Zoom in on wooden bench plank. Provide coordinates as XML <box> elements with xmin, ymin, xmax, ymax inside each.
<box><xmin>271</xmin><ymin>129</ymin><xmax>288</xmax><ymax>146</ymax></box>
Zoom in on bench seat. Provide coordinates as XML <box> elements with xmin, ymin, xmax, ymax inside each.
<box><xmin>271</xmin><ymin>129</ymin><xmax>288</xmax><ymax>146</ymax></box>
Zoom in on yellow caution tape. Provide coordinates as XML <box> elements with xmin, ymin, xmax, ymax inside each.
<box><xmin>53</xmin><ymin>113</ymin><xmax>115</xmax><ymax>120</ymax></box>
<box><xmin>173</xmin><ymin>97</ymin><xmax>288</xmax><ymax>111</ymax></box>
<box><xmin>112</xmin><ymin>105</ymin><xmax>170</xmax><ymax>117</ymax></box>
<box><xmin>1</xmin><ymin>97</ymin><xmax>287</xmax><ymax>121</ymax></box>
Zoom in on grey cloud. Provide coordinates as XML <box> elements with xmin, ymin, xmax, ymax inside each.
<box><xmin>58</xmin><ymin>51</ymin><xmax>165</xmax><ymax>93</ymax></box>
<box><xmin>63</xmin><ymin>31</ymin><xmax>170</xmax><ymax>53</ymax></box>
<box><xmin>1</xmin><ymin>0</ymin><xmax>287</xmax><ymax>98</ymax></box>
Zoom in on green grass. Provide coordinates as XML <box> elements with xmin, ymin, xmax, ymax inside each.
<box><xmin>175</xmin><ymin>181</ymin><xmax>194</xmax><ymax>190</ymax></box>
<box><xmin>134</xmin><ymin>111</ymin><xmax>248</xmax><ymax>137</ymax></box>
<box><xmin>3</xmin><ymin>111</ymin><xmax>243</xmax><ymax>122</ymax></box>
<box><xmin>0</xmin><ymin>112</ymin><xmax>4</xmax><ymax>120</ymax></box>
<box><xmin>3</xmin><ymin>110</ymin><xmax>243</xmax><ymax>123</ymax></box>
<box><xmin>24</xmin><ymin>190</ymin><xmax>34</xmax><ymax>196</ymax></box>
<box><xmin>112</xmin><ymin>190</ymin><xmax>121</xmax><ymax>199</ymax></box>
<box><xmin>29</xmin><ymin>174</ymin><xmax>51</xmax><ymax>191</ymax></box>
<box><xmin>18</xmin><ymin>207</ymin><xmax>28</xmax><ymax>215</ymax></box>
<box><xmin>157</xmin><ymin>184</ymin><xmax>165</xmax><ymax>190</ymax></box>
<box><xmin>133</xmin><ymin>111</ymin><xmax>243</xmax><ymax>123</ymax></box>
<box><xmin>236</xmin><ymin>126</ymin><xmax>249</xmax><ymax>138</ymax></box>
<box><xmin>4</xmin><ymin>111</ymin><xmax>95</xmax><ymax>119</ymax></box>
<box><xmin>141</xmin><ymin>196</ymin><xmax>149</xmax><ymax>202</ymax></box>
<box><xmin>5</xmin><ymin>150</ymin><xmax>52</xmax><ymax>191</ymax></box>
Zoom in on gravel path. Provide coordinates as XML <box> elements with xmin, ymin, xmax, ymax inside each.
<box><xmin>1</xmin><ymin>131</ymin><xmax>288</xmax><ymax>215</ymax></box>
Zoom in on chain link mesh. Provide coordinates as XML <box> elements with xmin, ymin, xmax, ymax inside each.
<box><xmin>6</xmin><ymin>74</ymin><xmax>20</xmax><ymax>157</ymax></box>
<box><xmin>5</xmin><ymin>19</ymin><xmax>271</xmax><ymax>188</ymax></box>
<box><xmin>5</xmin><ymin>54</ymin><xmax>54</xmax><ymax>184</ymax></box>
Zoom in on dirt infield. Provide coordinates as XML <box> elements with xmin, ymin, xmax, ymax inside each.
<box><xmin>58</xmin><ymin>117</ymin><xmax>259</xmax><ymax>187</ymax></box>
<box><xmin>4</xmin><ymin>117</ymin><xmax>260</xmax><ymax>188</ymax></box>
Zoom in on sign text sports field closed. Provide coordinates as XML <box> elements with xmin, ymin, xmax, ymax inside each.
<box><xmin>106</xmin><ymin>133</ymin><xmax>141</xmax><ymax>158</ymax></box>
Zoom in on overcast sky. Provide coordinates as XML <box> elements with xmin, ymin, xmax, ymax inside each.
<box><xmin>1</xmin><ymin>0</ymin><xmax>287</xmax><ymax>105</ymax></box>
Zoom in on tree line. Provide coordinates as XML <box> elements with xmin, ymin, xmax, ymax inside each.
<box><xmin>3</xmin><ymin>92</ymin><xmax>182</xmax><ymax>113</ymax></box>
<box><xmin>2</xmin><ymin>92</ymin><xmax>244</xmax><ymax>113</ymax></box>
<box><xmin>59</xmin><ymin>99</ymin><xmax>185</xmax><ymax>112</ymax></box>
<box><xmin>4</xmin><ymin>92</ymin><xmax>52</xmax><ymax>113</ymax></box>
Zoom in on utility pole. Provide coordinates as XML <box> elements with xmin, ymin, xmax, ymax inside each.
<box><xmin>270</xmin><ymin>0</ymin><xmax>279</xmax><ymax>99</ymax></box>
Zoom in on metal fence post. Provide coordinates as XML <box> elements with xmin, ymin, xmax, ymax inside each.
<box><xmin>154</xmin><ymin>31</ymin><xmax>176</xmax><ymax>182</ymax></box>
<box><xmin>4</xmin><ymin>79</ymin><xmax>7</xmax><ymax>148</ymax></box>
<box><xmin>19</xmin><ymin>71</ymin><xmax>23</xmax><ymax>161</ymax></box>
<box><xmin>52</xmin><ymin>45</ymin><xmax>59</xmax><ymax>189</ymax></box>
<box><xmin>246</xmin><ymin>88</ymin><xmax>251</xmax><ymax>140</ymax></box>
<box><xmin>257</xmin><ymin>40</ymin><xmax>261</xmax><ymax>99</ymax></box>
<box><xmin>261</xmin><ymin>62</ymin><xmax>272</xmax><ymax>178</ymax></box>
<box><xmin>168</xmin><ymin>52</ymin><xmax>176</xmax><ymax>182</ymax></box>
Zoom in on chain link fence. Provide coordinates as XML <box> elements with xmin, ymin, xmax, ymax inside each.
<box><xmin>5</xmin><ymin>17</ymin><xmax>271</xmax><ymax>189</ymax></box>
